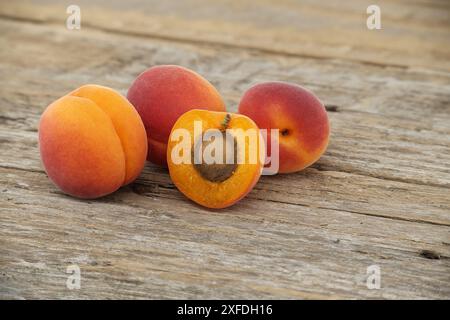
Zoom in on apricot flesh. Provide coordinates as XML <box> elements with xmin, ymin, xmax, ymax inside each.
<box><xmin>167</xmin><ymin>109</ymin><xmax>264</xmax><ymax>209</ymax></box>
<box><xmin>39</xmin><ymin>85</ymin><xmax>147</xmax><ymax>199</ymax></box>
<box><xmin>127</xmin><ymin>65</ymin><xmax>226</xmax><ymax>166</ymax></box>
<box><xmin>238</xmin><ymin>82</ymin><xmax>329</xmax><ymax>173</ymax></box>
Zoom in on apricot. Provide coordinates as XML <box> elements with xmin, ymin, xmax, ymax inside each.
<box><xmin>167</xmin><ymin>109</ymin><xmax>264</xmax><ymax>209</ymax></box>
<box><xmin>39</xmin><ymin>85</ymin><xmax>147</xmax><ymax>199</ymax></box>
<box><xmin>127</xmin><ymin>65</ymin><xmax>226</xmax><ymax>166</ymax></box>
<box><xmin>238</xmin><ymin>82</ymin><xmax>329</xmax><ymax>173</ymax></box>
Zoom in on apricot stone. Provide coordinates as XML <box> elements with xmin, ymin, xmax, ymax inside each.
<box><xmin>127</xmin><ymin>65</ymin><xmax>226</xmax><ymax>166</ymax></box>
<box><xmin>39</xmin><ymin>85</ymin><xmax>147</xmax><ymax>199</ymax></box>
<box><xmin>238</xmin><ymin>82</ymin><xmax>329</xmax><ymax>173</ymax></box>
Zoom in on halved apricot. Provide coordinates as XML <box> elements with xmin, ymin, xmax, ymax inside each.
<box><xmin>167</xmin><ymin>109</ymin><xmax>264</xmax><ymax>209</ymax></box>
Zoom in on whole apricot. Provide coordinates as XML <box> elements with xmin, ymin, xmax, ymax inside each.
<box><xmin>127</xmin><ymin>65</ymin><xmax>226</xmax><ymax>166</ymax></box>
<box><xmin>39</xmin><ymin>85</ymin><xmax>147</xmax><ymax>199</ymax></box>
<box><xmin>238</xmin><ymin>82</ymin><xmax>329</xmax><ymax>173</ymax></box>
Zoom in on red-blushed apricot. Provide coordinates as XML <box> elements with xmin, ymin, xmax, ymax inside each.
<box><xmin>167</xmin><ymin>109</ymin><xmax>264</xmax><ymax>209</ymax></box>
<box><xmin>127</xmin><ymin>65</ymin><xmax>226</xmax><ymax>167</ymax></box>
<box><xmin>39</xmin><ymin>85</ymin><xmax>147</xmax><ymax>199</ymax></box>
<box><xmin>238</xmin><ymin>82</ymin><xmax>329</xmax><ymax>173</ymax></box>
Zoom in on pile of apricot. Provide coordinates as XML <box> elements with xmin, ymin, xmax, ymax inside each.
<box><xmin>39</xmin><ymin>65</ymin><xmax>329</xmax><ymax>208</ymax></box>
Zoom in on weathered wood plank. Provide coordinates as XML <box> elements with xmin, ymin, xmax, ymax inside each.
<box><xmin>2</xmin><ymin>127</ymin><xmax>450</xmax><ymax>227</ymax></box>
<box><xmin>0</xmin><ymin>0</ymin><xmax>449</xmax><ymax>70</ymax></box>
<box><xmin>0</xmin><ymin>5</ymin><xmax>449</xmax><ymax>299</ymax></box>
<box><xmin>1</xmin><ymin>168</ymin><xmax>449</xmax><ymax>299</ymax></box>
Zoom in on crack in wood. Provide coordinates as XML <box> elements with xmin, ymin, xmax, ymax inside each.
<box><xmin>420</xmin><ymin>249</ymin><xmax>442</xmax><ymax>260</ymax></box>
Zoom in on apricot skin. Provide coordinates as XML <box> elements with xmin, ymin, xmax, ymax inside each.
<box><xmin>127</xmin><ymin>65</ymin><xmax>226</xmax><ymax>166</ymax></box>
<box><xmin>39</xmin><ymin>85</ymin><xmax>147</xmax><ymax>199</ymax></box>
<box><xmin>238</xmin><ymin>82</ymin><xmax>329</xmax><ymax>173</ymax></box>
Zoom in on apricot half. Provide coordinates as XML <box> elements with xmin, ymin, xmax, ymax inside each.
<box><xmin>127</xmin><ymin>65</ymin><xmax>226</xmax><ymax>166</ymax></box>
<box><xmin>167</xmin><ymin>109</ymin><xmax>264</xmax><ymax>209</ymax></box>
<box><xmin>238</xmin><ymin>82</ymin><xmax>329</xmax><ymax>173</ymax></box>
<box><xmin>39</xmin><ymin>85</ymin><xmax>147</xmax><ymax>199</ymax></box>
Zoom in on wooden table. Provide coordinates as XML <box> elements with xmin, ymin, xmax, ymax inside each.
<box><xmin>1</xmin><ymin>0</ymin><xmax>449</xmax><ymax>299</ymax></box>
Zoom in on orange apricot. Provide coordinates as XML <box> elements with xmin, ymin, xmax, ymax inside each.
<box><xmin>39</xmin><ymin>84</ymin><xmax>147</xmax><ymax>199</ymax></box>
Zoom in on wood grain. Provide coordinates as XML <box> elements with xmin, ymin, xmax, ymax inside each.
<box><xmin>0</xmin><ymin>1</ymin><xmax>449</xmax><ymax>299</ymax></box>
<box><xmin>1</xmin><ymin>0</ymin><xmax>449</xmax><ymax>70</ymax></box>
